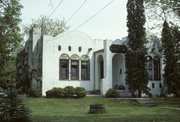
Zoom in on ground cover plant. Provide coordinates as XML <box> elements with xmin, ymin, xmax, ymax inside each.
<box><xmin>24</xmin><ymin>97</ymin><xmax>180</xmax><ymax>122</ymax></box>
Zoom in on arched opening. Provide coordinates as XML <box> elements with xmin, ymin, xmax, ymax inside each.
<box><xmin>112</xmin><ymin>54</ymin><xmax>125</xmax><ymax>88</ymax></box>
<box><xmin>98</xmin><ymin>55</ymin><xmax>104</xmax><ymax>79</ymax></box>
<box><xmin>97</xmin><ymin>55</ymin><xmax>104</xmax><ymax>91</ymax></box>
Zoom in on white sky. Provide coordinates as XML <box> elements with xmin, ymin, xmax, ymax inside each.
<box><xmin>20</xmin><ymin>0</ymin><xmax>128</xmax><ymax>40</ymax></box>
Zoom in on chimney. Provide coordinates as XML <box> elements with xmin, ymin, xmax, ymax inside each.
<box><xmin>30</xmin><ymin>24</ymin><xmax>41</xmax><ymax>51</ymax></box>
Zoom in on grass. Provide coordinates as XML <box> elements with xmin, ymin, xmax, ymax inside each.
<box><xmin>153</xmin><ymin>98</ymin><xmax>180</xmax><ymax>107</ymax></box>
<box><xmin>24</xmin><ymin>97</ymin><xmax>180</xmax><ymax>122</ymax></box>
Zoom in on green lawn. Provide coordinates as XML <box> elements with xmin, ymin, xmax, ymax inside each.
<box><xmin>153</xmin><ymin>98</ymin><xmax>180</xmax><ymax>107</ymax></box>
<box><xmin>24</xmin><ymin>97</ymin><xmax>180</xmax><ymax>122</ymax></box>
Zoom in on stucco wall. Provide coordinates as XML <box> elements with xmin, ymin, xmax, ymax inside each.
<box><xmin>42</xmin><ymin>31</ymin><xmax>103</xmax><ymax>95</ymax></box>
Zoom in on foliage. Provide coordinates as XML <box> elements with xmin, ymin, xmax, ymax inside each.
<box><xmin>0</xmin><ymin>0</ymin><xmax>23</xmax><ymax>90</ymax></box>
<box><xmin>46</xmin><ymin>87</ymin><xmax>64</xmax><ymax>98</ymax></box>
<box><xmin>46</xmin><ymin>87</ymin><xmax>86</xmax><ymax>98</ymax></box>
<box><xmin>23</xmin><ymin>15</ymin><xmax>70</xmax><ymax>37</ymax></box>
<box><xmin>145</xmin><ymin>0</ymin><xmax>180</xmax><ymax>17</ymax></box>
<box><xmin>105</xmin><ymin>89</ymin><xmax>118</xmax><ymax>98</ymax></box>
<box><xmin>64</xmin><ymin>86</ymin><xmax>75</xmax><ymax>98</ymax></box>
<box><xmin>126</xmin><ymin>0</ymin><xmax>148</xmax><ymax>97</ymax></box>
<box><xmin>0</xmin><ymin>83</ymin><xmax>30</xmax><ymax>122</ymax></box>
<box><xmin>145</xmin><ymin>0</ymin><xmax>180</xmax><ymax>35</ymax></box>
<box><xmin>75</xmin><ymin>87</ymin><xmax>86</xmax><ymax>98</ymax></box>
<box><xmin>27</xmin><ymin>89</ymin><xmax>41</xmax><ymax>98</ymax></box>
<box><xmin>161</xmin><ymin>21</ymin><xmax>180</xmax><ymax>97</ymax></box>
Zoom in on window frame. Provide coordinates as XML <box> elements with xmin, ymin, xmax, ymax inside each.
<box><xmin>81</xmin><ymin>60</ymin><xmax>90</xmax><ymax>80</ymax></box>
<box><xmin>59</xmin><ymin>54</ymin><xmax>70</xmax><ymax>80</ymax></box>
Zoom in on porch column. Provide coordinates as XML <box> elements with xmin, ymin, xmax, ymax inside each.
<box><xmin>102</xmin><ymin>39</ymin><xmax>113</xmax><ymax>95</ymax></box>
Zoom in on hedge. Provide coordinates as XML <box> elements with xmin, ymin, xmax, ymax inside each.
<box><xmin>46</xmin><ymin>86</ymin><xmax>86</xmax><ymax>98</ymax></box>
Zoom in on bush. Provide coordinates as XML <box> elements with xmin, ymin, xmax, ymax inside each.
<box><xmin>64</xmin><ymin>86</ymin><xmax>75</xmax><ymax>98</ymax></box>
<box><xmin>0</xmin><ymin>84</ymin><xmax>30</xmax><ymax>122</ymax></box>
<box><xmin>46</xmin><ymin>87</ymin><xmax>64</xmax><ymax>98</ymax></box>
<box><xmin>27</xmin><ymin>89</ymin><xmax>41</xmax><ymax>98</ymax></box>
<box><xmin>75</xmin><ymin>87</ymin><xmax>86</xmax><ymax>98</ymax></box>
<box><xmin>105</xmin><ymin>89</ymin><xmax>118</xmax><ymax>98</ymax></box>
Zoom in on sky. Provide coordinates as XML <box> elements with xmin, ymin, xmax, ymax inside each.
<box><xmin>20</xmin><ymin>0</ymin><xmax>128</xmax><ymax>40</ymax></box>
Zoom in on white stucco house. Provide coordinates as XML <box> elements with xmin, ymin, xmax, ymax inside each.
<box><xmin>17</xmin><ymin>25</ymin><xmax>164</xmax><ymax>97</ymax></box>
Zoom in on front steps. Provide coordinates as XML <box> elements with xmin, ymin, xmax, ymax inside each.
<box><xmin>117</xmin><ymin>90</ymin><xmax>132</xmax><ymax>97</ymax></box>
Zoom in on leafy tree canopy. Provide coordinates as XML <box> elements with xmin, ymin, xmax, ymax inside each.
<box><xmin>23</xmin><ymin>15</ymin><xmax>70</xmax><ymax>37</ymax></box>
<box><xmin>0</xmin><ymin>0</ymin><xmax>23</xmax><ymax>89</ymax></box>
<box><xmin>145</xmin><ymin>0</ymin><xmax>180</xmax><ymax>36</ymax></box>
<box><xmin>126</xmin><ymin>0</ymin><xmax>148</xmax><ymax>97</ymax></box>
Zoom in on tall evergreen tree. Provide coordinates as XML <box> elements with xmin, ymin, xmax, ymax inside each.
<box><xmin>126</xmin><ymin>0</ymin><xmax>148</xmax><ymax>97</ymax></box>
<box><xmin>162</xmin><ymin>21</ymin><xmax>180</xmax><ymax>97</ymax></box>
<box><xmin>0</xmin><ymin>0</ymin><xmax>22</xmax><ymax>89</ymax></box>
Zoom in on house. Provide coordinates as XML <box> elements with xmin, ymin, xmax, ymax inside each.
<box><xmin>17</xmin><ymin>24</ymin><xmax>164</xmax><ymax>96</ymax></box>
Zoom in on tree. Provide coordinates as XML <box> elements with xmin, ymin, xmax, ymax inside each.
<box><xmin>126</xmin><ymin>0</ymin><xmax>148</xmax><ymax>97</ymax></box>
<box><xmin>0</xmin><ymin>82</ymin><xmax>30</xmax><ymax>121</ymax></box>
<box><xmin>162</xmin><ymin>21</ymin><xmax>180</xmax><ymax>97</ymax></box>
<box><xmin>145</xmin><ymin>0</ymin><xmax>180</xmax><ymax>17</ymax></box>
<box><xmin>0</xmin><ymin>0</ymin><xmax>23</xmax><ymax>89</ymax></box>
<box><xmin>23</xmin><ymin>15</ymin><xmax>70</xmax><ymax>37</ymax></box>
<box><xmin>145</xmin><ymin>0</ymin><xmax>180</xmax><ymax>36</ymax></box>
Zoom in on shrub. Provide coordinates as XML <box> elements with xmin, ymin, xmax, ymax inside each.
<box><xmin>0</xmin><ymin>84</ymin><xmax>30</xmax><ymax>122</ymax></box>
<box><xmin>64</xmin><ymin>86</ymin><xmax>75</xmax><ymax>98</ymax></box>
<box><xmin>46</xmin><ymin>89</ymin><xmax>53</xmax><ymax>98</ymax></box>
<box><xmin>46</xmin><ymin>87</ymin><xmax>64</xmax><ymax>98</ymax></box>
<box><xmin>27</xmin><ymin>89</ymin><xmax>41</xmax><ymax>98</ymax></box>
<box><xmin>75</xmin><ymin>87</ymin><xmax>86</xmax><ymax>98</ymax></box>
<box><xmin>105</xmin><ymin>88</ymin><xmax>118</xmax><ymax>98</ymax></box>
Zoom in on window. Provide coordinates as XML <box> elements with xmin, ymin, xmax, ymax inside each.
<box><xmin>58</xmin><ymin>45</ymin><xmax>61</xmax><ymax>51</ymax></box>
<box><xmin>119</xmin><ymin>69</ymin><xmax>122</xmax><ymax>74</ymax></box>
<box><xmin>71</xmin><ymin>60</ymin><xmax>79</xmax><ymax>80</ymax></box>
<box><xmin>59</xmin><ymin>54</ymin><xmax>69</xmax><ymax>80</ymax></box>
<box><xmin>81</xmin><ymin>55</ymin><xmax>90</xmax><ymax>80</ymax></box>
<box><xmin>68</xmin><ymin>46</ymin><xmax>71</xmax><ymax>51</ymax></box>
<box><xmin>71</xmin><ymin>54</ymin><xmax>79</xmax><ymax>80</ymax></box>
<box><xmin>81</xmin><ymin>61</ymin><xmax>90</xmax><ymax>80</ymax></box>
<box><xmin>159</xmin><ymin>83</ymin><xmax>162</xmax><ymax>88</ymax></box>
<box><xmin>154</xmin><ymin>57</ymin><xmax>161</xmax><ymax>80</ymax></box>
<box><xmin>152</xmin><ymin>83</ymin><xmax>155</xmax><ymax>88</ymax></box>
<box><xmin>79</xmin><ymin>47</ymin><xmax>82</xmax><ymax>52</ymax></box>
<box><xmin>59</xmin><ymin>54</ymin><xmax>90</xmax><ymax>81</ymax></box>
<box><xmin>146</xmin><ymin>56</ymin><xmax>161</xmax><ymax>80</ymax></box>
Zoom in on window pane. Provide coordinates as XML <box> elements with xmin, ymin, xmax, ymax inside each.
<box><xmin>146</xmin><ymin>60</ymin><xmax>153</xmax><ymax>80</ymax></box>
<box><xmin>71</xmin><ymin>60</ymin><xmax>79</xmax><ymax>80</ymax></box>
<box><xmin>154</xmin><ymin>59</ymin><xmax>161</xmax><ymax>80</ymax></box>
<box><xmin>81</xmin><ymin>61</ymin><xmax>90</xmax><ymax>80</ymax></box>
<box><xmin>60</xmin><ymin>59</ymin><xmax>69</xmax><ymax>80</ymax></box>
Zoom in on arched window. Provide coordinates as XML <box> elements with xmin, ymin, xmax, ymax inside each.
<box><xmin>59</xmin><ymin>54</ymin><xmax>69</xmax><ymax>80</ymax></box>
<box><xmin>153</xmin><ymin>57</ymin><xmax>161</xmax><ymax>80</ymax></box>
<box><xmin>81</xmin><ymin>55</ymin><xmax>90</xmax><ymax>80</ymax></box>
<box><xmin>79</xmin><ymin>47</ymin><xmax>82</xmax><ymax>52</ymax></box>
<box><xmin>146</xmin><ymin>56</ymin><xmax>153</xmax><ymax>80</ymax></box>
<box><xmin>68</xmin><ymin>46</ymin><xmax>71</xmax><ymax>51</ymax></box>
<box><xmin>146</xmin><ymin>56</ymin><xmax>161</xmax><ymax>80</ymax></box>
<box><xmin>58</xmin><ymin>45</ymin><xmax>61</xmax><ymax>51</ymax></box>
<box><xmin>71</xmin><ymin>54</ymin><xmax>79</xmax><ymax>80</ymax></box>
